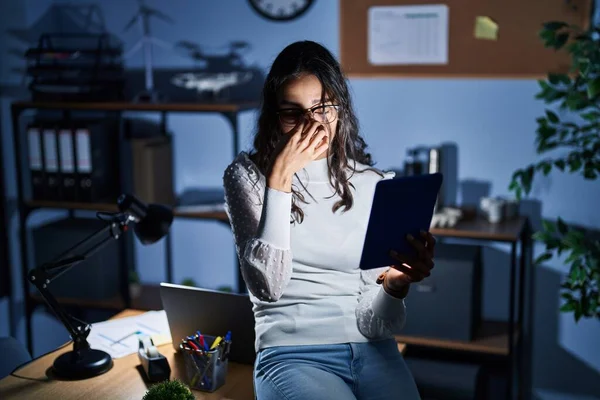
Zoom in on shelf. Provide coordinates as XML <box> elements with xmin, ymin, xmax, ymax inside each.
<box><xmin>26</xmin><ymin>200</ymin><xmax>232</xmax><ymax>222</ymax></box>
<box><xmin>431</xmin><ymin>217</ymin><xmax>527</xmax><ymax>243</ymax></box>
<box><xmin>395</xmin><ymin>320</ymin><xmax>518</xmax><ymax>356</ymax></box>
<box><xmin>29</xmin><ymin>283</ymin><xmax>162</xmax><ymax>312</ymax></box>
<box><xmin>30</xmin><ymin>291</ymin><xmax>124</xmax><ymax>311</ymax></box>
<box><xmin>26</xmin><ymin>200</ymin><xmax>118</xmax><ymax>212</ymax></box>
<box><xmin>173</xmin><ymin>208</ymin><xmax>228</xmax><ymax>221</ymax></box>
<box><xmin>12</xmin><ymin>100</ymin><xmax>259</xmax><ymax>113</ymax></box>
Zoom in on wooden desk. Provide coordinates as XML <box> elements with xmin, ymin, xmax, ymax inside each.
<box><xmin>0</xmin><ymin>310</ymin><xmax>408</xmax><ymax>399</ymax></box>
<box><xmin>0</xmin><ymin>310</ymin><xmax>254</xmax><ymax>400</ymax></box>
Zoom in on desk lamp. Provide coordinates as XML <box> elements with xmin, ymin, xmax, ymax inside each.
<box><xmin>28</xmin><ymin>194</ymin><xmax>173</xmax><ymax>380</ymax></box>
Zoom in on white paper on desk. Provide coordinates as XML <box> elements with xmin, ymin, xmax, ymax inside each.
<box><xmin>368</xmin><ymin>4</ymin><xmax>449</xmax><ymax>65</ymax></box>
<box><xmin>87</xmin><ymin>310</ymin><xmax>172</xmax><ymax>359</ymax></box>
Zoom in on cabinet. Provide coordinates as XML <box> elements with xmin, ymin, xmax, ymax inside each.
<box><xmin>10</xmin><ymin>100</ymin><xmax>258</xmax><ymax>354</ymax></box>
<box><xmin>398</xmin><ymin>218</ymin><xmax>533</xmax><ymax>399</ymax></box>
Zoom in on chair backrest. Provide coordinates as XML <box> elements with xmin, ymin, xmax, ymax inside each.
<box><xmin>0</xmin><ymin>337</ymin><xmax>32</xmax><ymax>379</ymax></box>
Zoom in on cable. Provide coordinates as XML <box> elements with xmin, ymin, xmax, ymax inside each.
<box><xmin>9</xmin><ymin>339</ymin><xmax>74</xmax><ymax>380</ymax></box>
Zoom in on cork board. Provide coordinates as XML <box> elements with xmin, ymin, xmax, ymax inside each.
<box><xmin>340</xmin><ymin>0</ymin><xmax>592</xmax><ymax>78</ymax></box>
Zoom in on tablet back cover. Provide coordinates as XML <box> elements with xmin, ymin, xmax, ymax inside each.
<box><xmin>359</xmin><ymin>173</ymin><xmax>443</xmax><ymax>270</ymax></box>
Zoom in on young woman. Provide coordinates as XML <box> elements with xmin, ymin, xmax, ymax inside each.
<box><xmin>223</xmin><ymin>41</ymin><xmax>435</xmax><ymax>399</ymax></box>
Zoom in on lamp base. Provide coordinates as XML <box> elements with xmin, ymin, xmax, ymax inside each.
<box><xmin>53</xmin><ymin>348</ymin><xmax>113</xmax><ymax>380</ymax></box>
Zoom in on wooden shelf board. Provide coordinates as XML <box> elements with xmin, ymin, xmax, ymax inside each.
<box><xmin>13</xmin><ymin>100</ymin><xmax>259</xmax><ymax>113</ymax></box>
<box><xmin>395</xmin><ymin>320</ymin><xmax>517</xmax><ymax>356</ymax></box>
<box><xmin>30</xmin><ymin>292</ymin><xmax>124</xmax><ymax>311</ymax></box>
<box><xmin>29</xmin><ymin>284</ymin><xmax>161</xmax><ymax>312</ymax></box>
<box><xmin>26</xmin><ymin>200</ymin><xmax>118</xmax><ymax>212</ymax></box>
<box><xmin>173</xmin><ymin>208</ymin><xmax>228</xmax><ymax>221</ymax></box>
<box><xmin>431</xmin><ymin>217</ymin><xmax>526</xmax><ymax>242</ymax></box>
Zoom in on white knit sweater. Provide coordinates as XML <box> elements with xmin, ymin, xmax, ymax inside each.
<box><xmin>223</xmin><ymin>152</ymin><xmax>407</xmax><ymax>352</ymax></box>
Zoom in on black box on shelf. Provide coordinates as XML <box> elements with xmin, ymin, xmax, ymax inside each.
<box><xmin>28</xmin><ymin>217</ymin><xmax>122</xmax><ymax>301</ymax></box>
<box><xmin>130</xmin><ymin>135</ymin><xmax>175</xmax><ymax>206</ymax></box>
<box><xmin>401</xmin><ymin>243</ymin><xmax>482</xmax><ymax>342</ymax></box>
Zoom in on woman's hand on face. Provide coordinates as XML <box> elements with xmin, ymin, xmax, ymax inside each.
<box><xmin>268</xmin><ymin>120</ymin><xmax>330</xmax><ymax>192</ymax></box>
<box><xmin>385</xmin><ymin>231</ymin><xmax>436</xmax><ymax>293</ymax></box>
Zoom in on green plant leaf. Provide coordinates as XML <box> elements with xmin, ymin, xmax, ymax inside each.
<box><xmin>545</xmin><ymin>110</ymin><xmax>560</xmax><ymax>123</ymax></box>
<box><xmin>569</xmin><ymin>157</ymin><xmax>583</xmax><ymax>172</ymax></box>
<box><xmin>548</xmin><ymin>73</ymin><xmax>571</xmax><ymax>85</ymax></box>
<box><xmin>555</xmin><ymin>159</ymin><xmax>566</xmax><ymax>171</ymax></box>
<box><xmin>535</xmin><ymin>252</ymin><xmax>553</xmax><ymax>265</ymax></box>
<box><xmin>581</xmin><ymin>111</ymin><xmax>600</xmax><ymax>121</ymax></box>
<box><xmin>553</xmin><ymin>33</ymin><xmax>570</xmax><ymax>49</ymax></box>
<box><xmin>543</xmin><ymin>220</ymin><xmax>556</xmax><ymax>233</ymax></box>
<box><xmin>560</xmin><ymin>299</ymin><xmax>576</xmax><ymax>312</ymax></box>
<box><xmin>557</xmin><ymin>217</ymin><xmax>568</xmax><ymax>234</ymax></box>
<box><xmin>543</xmin><ymin>21</ymin><xmax>569</xmax><ymax>31</ymax></box>
<box><xmin>587</xmin><ymin>78</ymin><xmax>600</xmax><ymax>99</ymax></box>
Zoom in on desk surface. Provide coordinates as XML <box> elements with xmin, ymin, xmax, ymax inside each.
<box><xmin>0</xmin><ymin>310</ymin><xmax>254</xmax><ymax>400</ymax></box>
<box><xmin>1</xmin><ymin>310</ymin><xmax>408</xmax><ymax>400</ymax></box>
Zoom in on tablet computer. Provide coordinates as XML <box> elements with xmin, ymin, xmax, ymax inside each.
<box><xmin>359</xmin><ymin>172</ymin><xmax>443</xmax><ymax>270</ymax></box>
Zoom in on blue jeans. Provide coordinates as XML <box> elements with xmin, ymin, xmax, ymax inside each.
<box><xmin>254</xmin><ymin>339</ymin><xmax>420</xmax><ymax>400</ymax></box>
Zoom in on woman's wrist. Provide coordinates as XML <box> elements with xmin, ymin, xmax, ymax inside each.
<box><xmin>383</xmin><ymin>275</ymin><xmax>410</xmax><ymax>299</ymax></box>
<box><xmin>268</xmin><ymin>164</ymin><xmax>293</xmax><ymax>192</ymax></box>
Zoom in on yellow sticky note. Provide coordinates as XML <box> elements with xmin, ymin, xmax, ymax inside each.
<box><xmin>474</xmin><ymin>16</ymin><xmax>498</xmax><ymax>40</ymax></box>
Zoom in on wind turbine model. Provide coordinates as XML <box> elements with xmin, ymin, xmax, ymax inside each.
<box><xmin>123</xmin><ymin>0</ymin><xmax>173</xmax><ymax>102</ymax></box>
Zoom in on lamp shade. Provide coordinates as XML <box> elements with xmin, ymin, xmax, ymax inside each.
<box><xmin>117</xmin><ymin>194</ymin><xmax>173</xmax><ymax>244</ymax></box>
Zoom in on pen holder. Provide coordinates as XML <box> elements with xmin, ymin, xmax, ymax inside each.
<box><xmin>181</xmin><ymin>335</ymin><xmax>231</xmax><ymax>392</ymax></box>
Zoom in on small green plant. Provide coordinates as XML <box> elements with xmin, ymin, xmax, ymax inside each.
<box><xmin>181</xmin><ymin>278</ymin><xmax>197</xmax><ymax>287</ymax></box>
<box><xmin>129</xmin><ymin>270</ymin><xmax>140</xmax><ymax>284</ymax></box>
<box><xmin>217</xmin><ymin>285</ymin><xmax>233</xmax><ymax>293</ymax></box>
<box><xmin>509</xmin><ymin>21</ymin><xmax>600</xmax><ymax>321</ymax></box>
<box><xmin>142</xmin><ymin>379</ymin><xmax>194</xmax><ymax>400</ymax></box>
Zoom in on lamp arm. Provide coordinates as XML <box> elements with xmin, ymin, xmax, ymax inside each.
<box><xmin>28</xmin><ymin>213</ymin><xmax>131</xmax><ymax>352</ymax></box>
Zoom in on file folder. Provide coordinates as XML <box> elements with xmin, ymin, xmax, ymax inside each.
<box><xmin>58</xmin><ymin>126</ymin><xmax>77</xmax><ymax>202</ymax></box>
<box><xmin>27</xmin><ymin>124</ymin><xmax>45</xmax><ymax>200</ymax></box>
<box><xmin>42</xmin><ymin>125</ymin><xmax>61</xmax><ymax>201</ymax></box>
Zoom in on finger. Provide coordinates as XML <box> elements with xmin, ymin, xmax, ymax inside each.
<box><xmin>312</xmin><ymin>134</ymin><xmax>329</xmax><ymax>157</ymax></box>
<box><xmin>420</xmin><ymin>230</ymin><xmax>437</xmax><ymax>256</ymax></box>
<box><xmin>300</xmin><ymin>120</ymin><xmax>322</xmax><ymax>143</ymax></box>
<box><xmin>406</xmin><ymin>234</ymin><xmax>427</xmax><ymax>259</ymax></box>
<box><xmin>309</xmin><ymin>130</ymin><xmax>328</xmax><ymax>151</ymax></box>
<box><xmin>390</xmin><ymin>250</ymin><xmax>433</xmax><ymax>276</ymax></box>
<box><xmin>390</xmin><ymin>263</ymin><xmax>425</xmax><ymax>282</ymax></box>
<box><xmin>289</xmin><ymin>119</ymin><xmax>307</xmax><ymax>142</ymax></box>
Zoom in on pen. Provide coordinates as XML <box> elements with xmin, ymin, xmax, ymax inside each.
<box><xmin>196</xmin><ymin>331</ymin><xmax>209</xmax><ymax>351</ymax></box>
<box><xmin>225</xmin><ymin>331</ymin><xmax>231</xmax><ymax>342</ymax></box>
<box><xmin>210</xmin><ymin>336</ymin><xmax>222</xmax><ymax>350</ymax></box>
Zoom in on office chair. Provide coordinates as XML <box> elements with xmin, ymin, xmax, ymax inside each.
<box><xmin>0</xmin><ymin>337</ymin><xmax>32</xmax><ymax>379</ymax></box>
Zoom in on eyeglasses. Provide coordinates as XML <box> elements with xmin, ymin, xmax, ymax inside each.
<box><xmin>277</xmin><ymin>104</ymin><xmax>339</xmax><ymax>126</ymax></box>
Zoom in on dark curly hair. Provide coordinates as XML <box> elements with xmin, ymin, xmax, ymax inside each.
<box><xmin>249</xmin><ymin>40</ymin><xmax>376</xmax><ymax>223</ymax></box>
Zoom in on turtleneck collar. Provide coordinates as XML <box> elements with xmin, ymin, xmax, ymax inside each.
<box><xmin>299</xmin><ymin>156</ymin><xmax>330</xmax><ymax>183</ymax></box>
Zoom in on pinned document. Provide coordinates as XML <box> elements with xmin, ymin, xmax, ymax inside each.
<box><xmin>368</xmin><ymin>4</ymin><xmax>449</xmax><ymax>65</ymax></box>
<box><xmin>474</xmin><ymin>16</ymin><xmax>498</xmax><ymax>40</ymax></box>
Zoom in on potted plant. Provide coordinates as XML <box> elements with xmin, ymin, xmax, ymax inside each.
<box><xmin>142</xmin><ymin>379</ymin><xmax>195</xmax><ymax>400</ymax></box>
<box><xmin>129</xmin><ymin>270</ymin><xmax>142</xmax><ymax>299</ymax></box>
<box><xmin>181</xmin><ymin>278</ymin><xmax>197</xmax><ymax>287</ymax></box>
<box><xmin>509</xmin><ymin>21</ymin><xmax>600</xmax><ymax>321</ymax></box>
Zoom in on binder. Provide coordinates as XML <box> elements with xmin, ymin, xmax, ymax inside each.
<box><xmin>58</xmin><ymin>126</ymin><xmax>77</xmax><ymax>201</ymax></box>
<box><xmin>73</xmin><ymin>120</ymin><xmax>119</xmax><ymax>202</ymax></box>
<box><xmin>27</xmin><ymin>124</ymin><xmax>45</xmax><ymax>200</ymax></box>
<box><xmin>41</xmin><ymin>125</ymin><xmax>61</xmax><ymax>201</ymax></box>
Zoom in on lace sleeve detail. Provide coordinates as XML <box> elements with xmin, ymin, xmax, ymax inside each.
<box><xmin>355</xmin><ymin>267</ymin><xmax>407</xmax><ymax>339</ymax></box>
<box><xmin>223</xmin><ymin>156</ymin><xmax>293</xmax><ymax>302</ymax></box>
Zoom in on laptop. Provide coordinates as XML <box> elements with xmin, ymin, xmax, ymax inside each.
<box><xmin>159</xmin><ymin>283</ymin><xmax>256</xmax><ymax>365</ymax></box>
